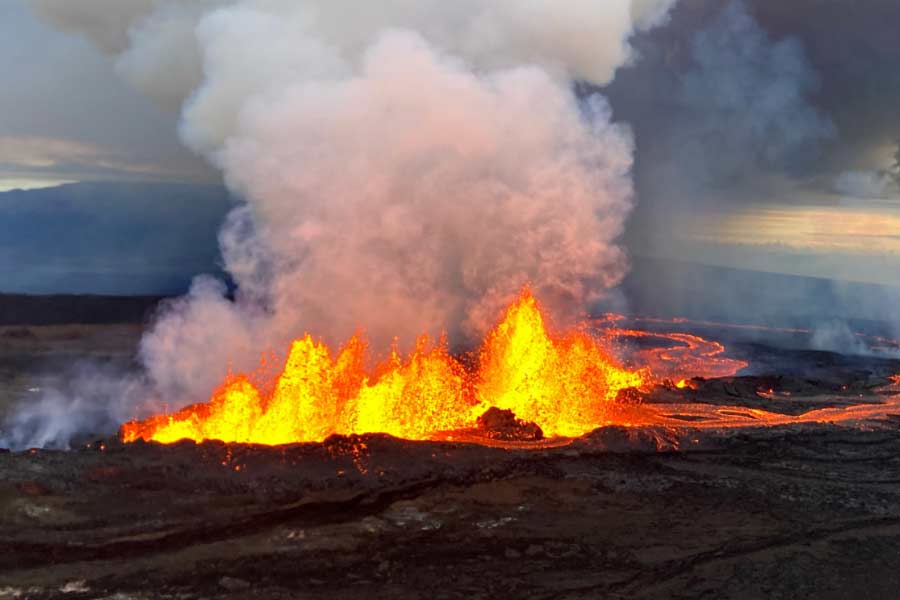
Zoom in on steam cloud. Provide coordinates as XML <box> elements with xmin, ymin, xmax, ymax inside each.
<box><xmin>2</xmin><ymin>1</ymin><xmax>680</xmax><ymax>447</ymax></box>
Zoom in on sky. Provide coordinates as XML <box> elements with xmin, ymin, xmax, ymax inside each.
<box><xmin>1</xmin><ymin>0</ymin><xmax>899</xmax><ymax>292</ymax></box>
<box><xmin>0</xmin><ymin>0</ymin><xmax>214</xmax><ymax>191</ymax></box>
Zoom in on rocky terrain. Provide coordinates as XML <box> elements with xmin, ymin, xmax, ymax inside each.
<box><xmin>2</xmin><ymin>356</ymin><xmax>900</xmax><ymax>598</ymax></box>
<box><xmin>0</xmin><ymin>295</ymin><xmax>163</xmax><ymax>327</ymax></box>
<box><xmin>3</xmin><ymin>311</ymin><xmax>900</xmax><ymax>599</ymax></box>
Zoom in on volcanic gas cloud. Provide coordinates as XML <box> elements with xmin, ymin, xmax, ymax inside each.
<box><xmin>20</xmin><ymin>1</ymin><xmax>702</xmax><ymax>447</ymax></box>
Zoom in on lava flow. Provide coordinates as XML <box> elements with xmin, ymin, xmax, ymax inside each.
<box><xmin>121</xmin><ymin>289</ymin><xmax>744</xmax><ymax>446</ymax></box>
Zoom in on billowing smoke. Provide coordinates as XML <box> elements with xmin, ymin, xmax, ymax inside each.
<box><xmin>618</xmin><ymin>0</ymin><xmax>835</xmax><ymax>213</ymax></box>
<box><xmin>0</xmin><ymin>365</ymin><xmax>147</xmax><ymax>450</ymax></box>
<box><xmin>2</xmin><ymin>1</ymin><xmax>679</xmax><ymax>447</ymax></box>
<box><xmin>679</xmin><ymin>1</ymin><xmax>834</xmax><ymax>179</ymax></box>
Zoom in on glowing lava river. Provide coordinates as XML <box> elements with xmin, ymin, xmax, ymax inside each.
<box><xmin>121</xmin><ymin>289</ymin><xmax>900</xmax><ymax>447</ymax></box>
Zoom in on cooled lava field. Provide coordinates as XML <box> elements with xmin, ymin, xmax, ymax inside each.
<box><xmin>3</xmin><ymin>323</ymin><xmax>900</xmax><ymax>599</ymax></box>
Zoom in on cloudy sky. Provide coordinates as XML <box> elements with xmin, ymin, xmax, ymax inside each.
<box><xmin>2</xmin><ymin>0</ymin><xmax>899</xmax><ymax>293</ymax></box>
<box><xmin>0</xmin><ymin>0</ymin><xmax>214</xmax><ymax>191</ymax></box>
<box><xmin>603</xmin><ymin>0</ymin><xmax>900</xmax><ymax>287</ymax></box>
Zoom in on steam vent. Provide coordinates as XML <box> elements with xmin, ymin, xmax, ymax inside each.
<box><xmin>5</xmin><ymin>0</ymin><xmax>900</xmax><ymax>598</ymax></box>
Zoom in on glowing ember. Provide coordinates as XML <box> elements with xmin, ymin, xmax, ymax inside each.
<box><xmin>121</xmin><ymin>289</ymin><xmax>741</xmax><ymax>446</ymax></box>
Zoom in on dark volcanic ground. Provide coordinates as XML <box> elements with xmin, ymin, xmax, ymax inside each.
<box><xmin>3</xmin><ymin>324</ymin><xmax>900</xmax><ymax>598</ymax></box>
<box><xmin>4</xmin><ymin>418</ymin><xmax>900</xmax><ymax>599</ymax></box>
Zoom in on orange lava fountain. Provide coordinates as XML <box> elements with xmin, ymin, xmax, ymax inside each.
<box><xmin>122</xmin><ymin>289</ymin><xmax>664</xmax><ymax>445</ymax></box>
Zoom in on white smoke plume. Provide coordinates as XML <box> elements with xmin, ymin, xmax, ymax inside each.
<box><xmin>6</xmin><ymin>0</ymin><xmax>678</xmax><ymax>447</ymax></box>
<box><xmin>0</xmin><ymin>364</ymin><xmax>148</xmax><ymax>450</ymax></box>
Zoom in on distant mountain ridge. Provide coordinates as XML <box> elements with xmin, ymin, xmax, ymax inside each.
<box><xmin>0</xmin><ymin>293</ymin><xmax>165</xmax><ymax>326</ymax></box>
<box><xmin>619</xmin><ymin>256</ymin><xmax>900</xmax><ymax>334</ymax></box>
<box><xmin>0</xmin><ymin>181</ymin><xmax>232</xmax><ymax>295</ymax></box>
<box><xmin>3</xmin><ymin>182</ymin><xmax>897</xmax><ymax>331</ymax></box>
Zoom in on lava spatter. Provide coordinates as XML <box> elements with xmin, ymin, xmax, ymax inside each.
<box><xmin>121</xmin><ymin>289</ymin><xmax>744</xmax><ymax>445</ymax></box>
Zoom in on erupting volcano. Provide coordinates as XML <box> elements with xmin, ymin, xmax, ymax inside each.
<box><xmin>121</xmin><ymin>289</ymin><xmax>750</xmax><ymax>446</ymax></box>
<box><xmin>7</xmin><ymin>1</ymin><xmax>900</xmax><ymax>597</ymax></box>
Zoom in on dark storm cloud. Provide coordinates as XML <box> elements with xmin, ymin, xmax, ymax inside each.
<box><xmin>751</xmin><ymin>0</ymin><xmax>900</xmax><ymax>173</ymax></box>
<box><xmin>591</xmin><ymin>0</ymin><xmax>900</xmax><ymax>337</ymax></box>
<box><xmin>678</xmin><ymin>2</ymin><xmax>835</xmax><ymax>174</ymax></box>
<box><xmin>603</xmin><ymin>0</ymin><xmax>854</xmax><ymax>212</ymax></box>
<box><xmin>594</xmin><ymin>0</ymin><xmax>900</xmax><ymax>259</ymax></box>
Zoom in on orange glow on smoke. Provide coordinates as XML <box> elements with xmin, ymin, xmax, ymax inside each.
<box><xmin>121</xmin><ymin>289</ymin><xmax>741</xmax><ymax>446</ymax></box>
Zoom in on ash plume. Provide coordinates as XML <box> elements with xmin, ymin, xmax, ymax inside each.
<box><xmin>4</xmin><ymin>1</ymin><xmax>680</xmax><ymax>447</ymax></box>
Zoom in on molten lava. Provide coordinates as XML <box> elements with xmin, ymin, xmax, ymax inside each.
<box><xmin>121</xmin><ymin>289</ymin><xmax>745</xmax><ymax>446</ymax></box>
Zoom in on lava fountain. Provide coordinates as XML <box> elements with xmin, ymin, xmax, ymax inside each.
<box><xmin>121</xmin><ymin>289</ymin><xmax>746</xmax><ymax>446</ymax></box>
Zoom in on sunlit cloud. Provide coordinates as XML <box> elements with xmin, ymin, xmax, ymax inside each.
<box><xmin>0</xmin><ymin>177</ymin><xmax>78</xmax><ymax>192</ymax></box>
<box><xmin>0</xmin><ymin>135</ymin><xmax>105</xmax><ymax>168</ymax></box>
<box><xmin>681</xmin><ymin>203</ymin><xmax>900</xmax><ymax>256</ymax></box>
<box><xmin>0</xmin><ymin>135</ymin><xmax>215</xmax><ymax>184</ymax></box>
